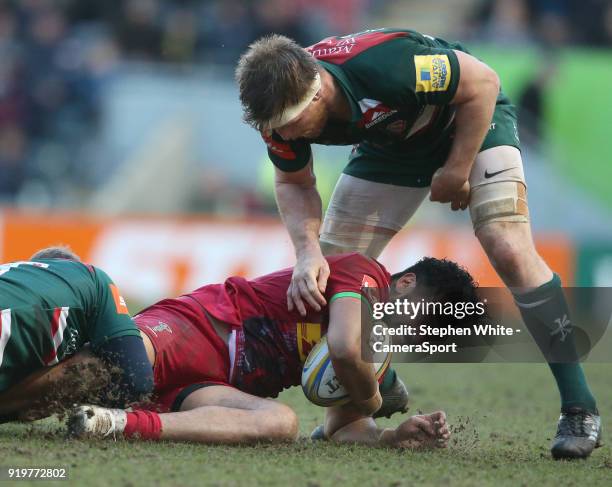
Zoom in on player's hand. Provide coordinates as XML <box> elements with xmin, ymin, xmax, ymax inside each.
<box><xmin>287</xmin><ymin>248</ymin><xmax>329</xmax><ymax>316</ymax></box>
<box><xmin>429</xmin><ymin>167</ymin><xmax>471</xmax><ymax>211</ymax></box>
<box><xmin>392</xmin><ymin>410</ymin><xmax>450</xmax><ymax>449</ymax></box>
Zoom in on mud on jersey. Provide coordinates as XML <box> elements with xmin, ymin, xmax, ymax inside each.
<box><xmin>0</xmin><ymin>259</ymin><xmax>138</xmax><ymax>391</ymax></box>
<box><xmin>264</xmin><ymin>28</ymin><xmax>516</xmax><ymax>181</ymax></box>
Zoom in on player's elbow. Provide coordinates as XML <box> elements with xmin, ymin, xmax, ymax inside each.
<box><xmin>482</xmin><ymin>66</ymin><xmax>500</xmax><ymax>98</ymax></box>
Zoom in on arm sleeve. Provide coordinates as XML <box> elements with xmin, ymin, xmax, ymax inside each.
<box><xmin>89</xmin><ymin>267</ymin><xmax>141</xmax><ymax>347</ymax></box>
<box><xmin>262</xmin><ymin>130</ymin><xmax>312</xmax><ymax>172</ymax></box>
<box><xmin>357</xmin><ymin>37</ymin><xmax>461</xmax><ymax>107</ymax></box>
<box><xmin>94</xmin><ymin>335</ymin><xmax>154</xmax><ymax>406</ymax></box>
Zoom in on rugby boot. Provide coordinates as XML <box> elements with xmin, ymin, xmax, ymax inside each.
<box><xmin>551</xmin><ymin>407</ymin><xmax>602</xmax><ymax>459</ymax></box>
<box><xmin>67</xmin><ymin>405</ymin><xmax>127</xmax><ymax>439</ymax></box>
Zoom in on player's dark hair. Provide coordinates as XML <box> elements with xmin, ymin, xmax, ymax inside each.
<box><xmin>235</xmin><ymin>34</ymin><xmax>319</xmax><ymax>130</ymax></box>
<box><xmin>391</xmin><ymin>257</ymin><xmax>484</xmax><ymax>331</ymax></box>
<box><xmin>31</xmin><ymin>245</ymin><xmax>81</xmax><ymax>261</ymax></box>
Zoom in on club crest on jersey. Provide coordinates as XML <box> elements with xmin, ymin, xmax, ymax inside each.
<box><xmin>358</xmin><ymin>99</ymin><xmax>397</xmax><ymax>129</ymax></box>
<box><xmin>414</xmin><ymin>55</ymin><xmax>451</xmax><ymax>92</ymax></box>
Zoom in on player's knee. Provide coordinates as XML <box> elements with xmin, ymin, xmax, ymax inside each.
<box><xmin>268</xmin><ymin>403</ymin><xmax>298</xmax><ymax>441</ymax></box>
<box><xmin>469</xmin><ymin>181</ymin><xmax>529</xmax><ymax>231</ymax></box>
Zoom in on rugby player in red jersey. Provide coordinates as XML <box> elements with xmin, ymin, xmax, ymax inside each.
<box><xmin>67</xmin><ymin>253</ymin><xmax>479</xmax><ymax>448</ymax></box>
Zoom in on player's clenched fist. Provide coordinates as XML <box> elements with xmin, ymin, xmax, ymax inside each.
<box><xmin>430</xmin><ymin>167</ymin><xmax>471</xmax><ymax>211</ymax></box>
<box><xmin>287</xmin><ymin>248</ymin><xmax>329</xmax><ymax>316</ymax></box>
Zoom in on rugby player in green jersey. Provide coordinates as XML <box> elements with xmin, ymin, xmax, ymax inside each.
<box><xmin>236</xmin><ymin>29</ymin><xmax>601</xmax><ymax>459</ymax></box>
<box><xmin>0</xmin><ymin>247</ymin><xmax>153</xmax><ymax>421</ymax></box>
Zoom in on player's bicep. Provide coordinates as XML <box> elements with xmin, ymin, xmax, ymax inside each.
<box><xmin>449</xmin><ymin>50</ymin><xmax>499</xmax><ymax>105</ymax></box>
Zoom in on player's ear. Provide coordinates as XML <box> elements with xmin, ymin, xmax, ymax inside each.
<box><xmin>394</xmin><ymin>272</ymin><xmax>417</xmax><ymax>295</ymax></box>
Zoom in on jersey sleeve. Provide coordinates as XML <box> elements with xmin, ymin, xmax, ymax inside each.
<box><xmin>89</xmin><ymin>267</ymin><xmax>140</xmax><ymax>348</ymax></box>
<box><xmin>325</xmin><ymin>253</ymin><xmax>390</xmax><ymax>306</ymax></box>
<box><xmin>354</xmin><ymin>36</ymin><xmax>461</xmax><ymax>107</ymax></box>
<box><xmin>262</xmin><ymin>130</ymin><xmax>312</xmax><ymax>172</ymax></box>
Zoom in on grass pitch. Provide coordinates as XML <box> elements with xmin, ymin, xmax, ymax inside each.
<box><xmin>1</xmin><ymin>363</ymin><xmax>610</xmax><ymax>487</ymax></box>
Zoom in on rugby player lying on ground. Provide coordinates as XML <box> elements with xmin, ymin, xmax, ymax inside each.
<box><xmin>0</xmin><ymin>247</ymin><xmax>153</xmax><ymax>423</ymax></box>
<box><xmin>63</xmin><ymin>252</ymin><xmax>479</xmax><ymax>448</ymax></box>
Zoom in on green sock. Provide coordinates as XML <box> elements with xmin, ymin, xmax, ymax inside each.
<box><xmin>514</xmin><ymin>274</ymin><xmax>597</xmax><ymax>413</ymax></box>
<box><xmin>379</xmin><ymin>367</ymin><xmax>397</xmax><ymax>394</ymax></box>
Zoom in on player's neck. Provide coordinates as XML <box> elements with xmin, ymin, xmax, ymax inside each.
<box><xmin>320</xmin><ymin>69</ymin><xmax>352</xmax><ymax>122</ymax></box>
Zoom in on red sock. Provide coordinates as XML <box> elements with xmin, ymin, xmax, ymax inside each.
<box><xmin>124</xmin><ymin>410</ymin><xmax>162</xmax><ymax>440</ymax></box>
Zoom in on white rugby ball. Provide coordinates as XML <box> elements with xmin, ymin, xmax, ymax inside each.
<box><xmin>301</xmin><ymin>333</ymin><xmax>392</xmax><ymax>407</ymax></box>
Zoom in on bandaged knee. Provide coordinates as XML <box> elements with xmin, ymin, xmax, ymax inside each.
<box><xmin>469</xmin><ymin>181</ymin><xmax>529</xmax><ymax>231</ymax></box>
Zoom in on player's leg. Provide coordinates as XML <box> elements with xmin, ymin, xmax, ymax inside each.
<box><xmin>320</xmin><ymin>173</ymin><xmax>429</xmax><ymax>258</ymax></box>
<box><xmin>319</xmin><ymin>173</ymin><xmax>427</xmax><ymax>420</ymax></box>
<box><xmin>70</xmin><ymin>384</ymin><xmax>298</xmax><ymax>444</ymax></box>
<box><xmin>469</xmin><ymin>145</ymin><xmax>601</xmax><ymax>459</ymax></box>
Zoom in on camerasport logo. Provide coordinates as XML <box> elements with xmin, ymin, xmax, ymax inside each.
<box><xmin>358</xmin><ymin>99</ymin><xmax>397</xmax><ymax>129</ymax></box>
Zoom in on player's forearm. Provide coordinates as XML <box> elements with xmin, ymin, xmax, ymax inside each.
<box><xmin>274</xmin><ymin>180</ymin><xmax>323</xmax><ymax>256</ymax></box>
<box><xmin>329</xmin><ymin>416</ymin><xmax>396</xmax><ymax>447</ymax></box>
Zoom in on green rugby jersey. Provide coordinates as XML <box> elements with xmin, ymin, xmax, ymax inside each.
<box><xmin>263</xmin><ymin>28</ymin><xmax>519</xmax><ymax>186</ymax></box>
<box><xmin>0</xmin><ymin>259</ymin><xmax>139</xmax><ymax>391</ymax></box>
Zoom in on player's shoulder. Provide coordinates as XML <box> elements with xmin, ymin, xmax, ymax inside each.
<box><xmin>307</xmin><ymin>28</ymin><xmax>427</xmax><ymax>65</ymax></box>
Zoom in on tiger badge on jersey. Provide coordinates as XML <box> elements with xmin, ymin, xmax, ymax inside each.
<box><xmin>414</xmin><ymin>55</ymin><xmax>451</xmax><ymax>92</ymax></box>
<box><xmin>109</xmin><ymin>284</ymin><xmax>129</xmax><ymax>314</ymax></box>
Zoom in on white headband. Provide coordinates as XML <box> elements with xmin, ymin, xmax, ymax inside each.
<box><xmin>265</xmin><ymin>72</ymin><xmax>321</xmax><ymax>130</ymax></box>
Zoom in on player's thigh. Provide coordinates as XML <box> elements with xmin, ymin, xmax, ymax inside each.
<box><xmin>468</xmin><ymin>145</ymin><xmax>529</xmax><ymax>233</ymax></box>
<box><xmin>321</xmin><ymin>173</ymin><xmax>429</xmax><ymax>258</ymax></box>
<box><xmin>177</xmin><ymin>384</ymin><xmax>284</xmax><ymax>412</ymax></box>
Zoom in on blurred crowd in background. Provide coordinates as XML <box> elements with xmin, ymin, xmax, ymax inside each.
<box><xmin>0</xmin><ymin>0</ymin><xmax>611</xmax><ymax>210</ymax></box>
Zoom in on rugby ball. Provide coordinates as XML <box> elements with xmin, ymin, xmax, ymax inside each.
<box><xmin>301</xmin><ymin>333</ymin><xmax>391</xmax><ymax>407</ymax></box>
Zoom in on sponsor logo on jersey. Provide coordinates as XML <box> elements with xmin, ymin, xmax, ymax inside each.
<box><xmin>307</xmin><ymin>30</ymin><xmax>410</xmax><ymax>64</ymax></box>
<box><xmin>110</xmin><ymin>284</ymin><xmax>129</xmax><ymax>314</ymax></box>
<box><xmin>414</xmin><ymin>55</ymin><xmax>451</xmax><ymax>92</ymax></box>
<box><xmin>357</xmin><ymin>99</ymin><xmax>398</xmax><ymax>129</ymax></box>
<box><xmin>297</xmin><ymin>322</ymin><xmax>322</xmax><ymax>362</ymax></box>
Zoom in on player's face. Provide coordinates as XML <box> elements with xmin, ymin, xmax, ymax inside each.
<box><xmin>275</xmin><ymin>95</ymin><xmax>328</xmax><ymax>140</ymax></box>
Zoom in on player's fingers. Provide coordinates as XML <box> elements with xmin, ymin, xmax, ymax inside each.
<box><xmin>302</xmin><ymin>279</ymin><xmax>323</xmax><ymax>311</ymax></box>
<box><xmin>415</xmin><ymin>417</ymin><xmax>436</xmax><ymax>436</ymax></box>
<box><xmin>431</xmin><ymin>411</ymin><xmax>447</xmax><ymax>426</ymax></box>
<box><xmin>317</xmin><ymin>263</ymin><xmax>330</xmax><ymax>295</ymax></box>
<box><xmin>286</xmin><ymin>284</ymin><xmax>295</xmax><ymax>312</ymax></box>
<box><xmin>291</xmin><ymin>283</ymin><xmax>307</xmax><ymax>316</ymax></box>
<box><xmin>451</xmin><ymin>199</ymin><xmax>461</xmax><ymax>211</ymax></box>
<box><xmin>306</xmin><ymin>273</ymin><xmax>326</xmax><ymax>307</ymax></box>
